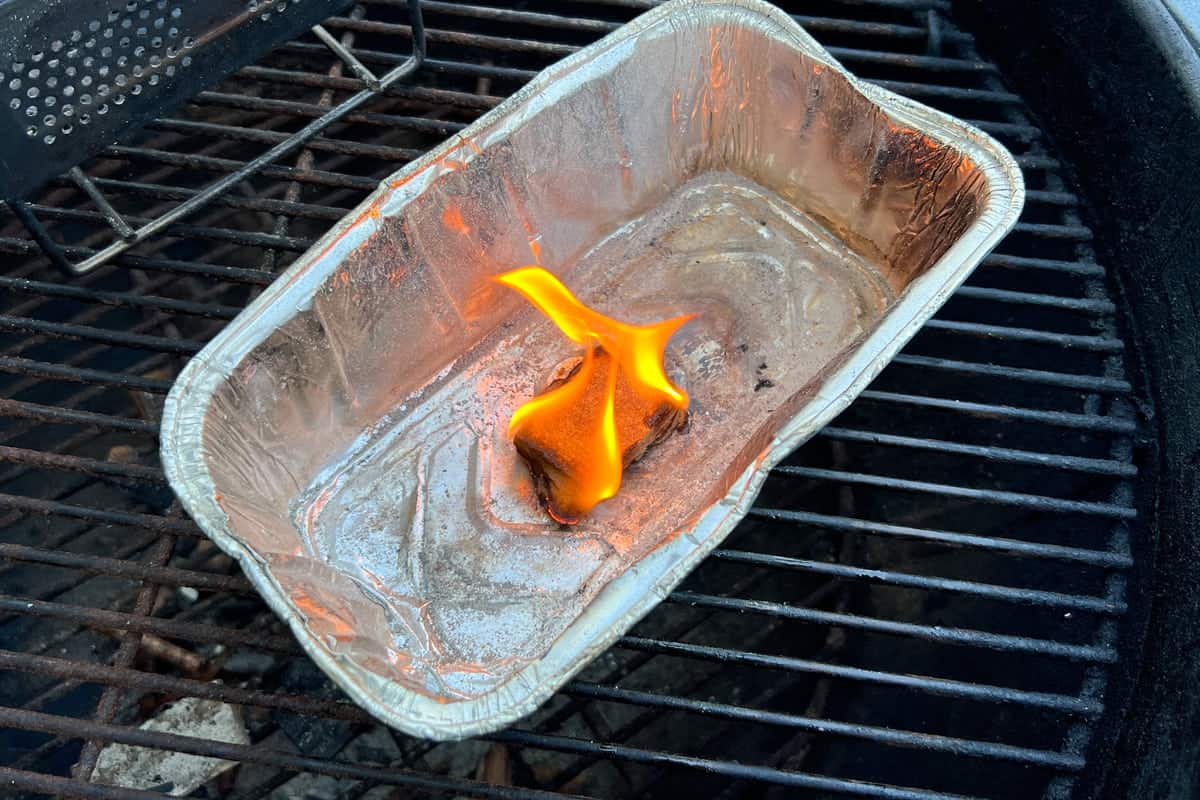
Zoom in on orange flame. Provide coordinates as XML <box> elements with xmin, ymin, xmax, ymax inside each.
<box><xmin>496</xmin><ymin>267</ymin><xmax>693</xmax><ymax>520</ymax></box>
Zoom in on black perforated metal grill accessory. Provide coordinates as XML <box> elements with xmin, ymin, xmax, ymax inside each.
<box><xmin>0</xmin><ymin>0</ymin><xmax>354</xmax><ymax>200</ymax></box>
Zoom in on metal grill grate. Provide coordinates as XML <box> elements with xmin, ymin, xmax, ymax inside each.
<box><xmin>0</xmin><ymin>1</ymin><xmax>1142</xmax><ymax>799</ymax></box>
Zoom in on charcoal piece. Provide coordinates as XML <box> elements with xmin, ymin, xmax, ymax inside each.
<box><xmin>103</xmin><ymin>445</ymin><xmax>177</xmax><ymax>512</ymax></box>
<box><xmin>272</xmin><ymin>660</ymin><xmax>355</xmax><ymax>758</ymax></box>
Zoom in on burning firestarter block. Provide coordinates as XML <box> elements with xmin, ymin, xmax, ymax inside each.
<box><xmin>497</xmin><ymin>267</ymin><xmax>692</xmax><ymax>524</ymax></box>
<box><xmin>513</xmin><ymin>347</ymin><xmax>688</xmax><ymax>524</ymax></box>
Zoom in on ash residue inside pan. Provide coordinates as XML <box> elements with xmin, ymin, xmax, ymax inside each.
<box><xmin>282</xmin><ymin>171</ymin><xmax>890</xmax><ymax>700</ymax></box>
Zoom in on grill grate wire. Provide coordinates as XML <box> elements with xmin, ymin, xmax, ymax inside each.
<box><xmin>0</xmin><ymin>1</ymin><xmax>1140</xmax><ymax>799</ymax></box>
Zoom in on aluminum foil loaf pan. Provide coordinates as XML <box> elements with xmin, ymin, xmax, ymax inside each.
<box><xmin>161</xmin><ymin>0</ymin><xmax>1024</xmax><ymax>739</ymax></box>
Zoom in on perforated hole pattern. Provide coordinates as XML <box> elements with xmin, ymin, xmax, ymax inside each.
<box><xmin>1</xmin><ymin>0</ymin><xmax>300</xmax><ymax>145</ymax></box>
